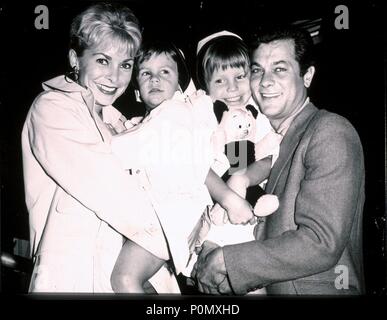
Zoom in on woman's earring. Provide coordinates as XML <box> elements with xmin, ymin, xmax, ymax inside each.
<box><xmin>65</xmin><ymin>65</ymin><xmax>79</xmax><ymax>83</ymax></box>
<box><xmin>72</xmin><ymin>66</ymin><xmax>79</xmax><ymax>82</ymax></box>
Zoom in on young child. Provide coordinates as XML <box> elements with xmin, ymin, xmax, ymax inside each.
<box><xmin>109</xmin><ymin>40</ymin><xmax>255</xmax><ymax>293</ymax></box>
<box><xmin>196</xmin><ymin>30</ymin><xmax>280</xmax><ymax>167</ymax></box>
<box><xmin>195</xmin><ymin>31</ymin><xmax>281</xmax><ymax>293</ymax></box>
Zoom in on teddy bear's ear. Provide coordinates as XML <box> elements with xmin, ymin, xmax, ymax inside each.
<box><xmin>246</xmin><ymin>104</ymin><xmax>258</xmax><ymax>119</ymax></box>
<box><xmin>213</xmin><ymin>100</ymin><xmax>229</xmax><ymax>123</ymax></box>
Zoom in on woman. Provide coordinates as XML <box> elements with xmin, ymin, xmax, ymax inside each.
<box><xmin>22</xmin><ymin>2</ymin><xmax>169</xmax><ymax>293</ymax></box>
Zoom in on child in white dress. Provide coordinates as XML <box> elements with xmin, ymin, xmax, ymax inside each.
<box><xmin>110</xmin><ymin>41</ymin><xmax>255</xmax><ymax>293</ymax></box>
<box><xmin>194</xmin><ymin>31</ymin><xmax>281</xmax><ymax>293</ymax></box>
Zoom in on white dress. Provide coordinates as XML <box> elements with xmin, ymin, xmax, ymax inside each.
<box><xmin>112</xmin><ymin>90</ymin><xmax>217</xmax><ymax>276</ymax></box>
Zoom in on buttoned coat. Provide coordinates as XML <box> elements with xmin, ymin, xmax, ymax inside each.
<box><xmin>22</xmin><ymin>76</ymin><xmax>167</xmax><ymax>292</ymax></box>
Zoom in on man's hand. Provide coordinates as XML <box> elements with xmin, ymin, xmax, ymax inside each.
<box><xmin>191</xmin><ymin>241</ymin><xmax>233</xmax><ymax>295</ymax></box>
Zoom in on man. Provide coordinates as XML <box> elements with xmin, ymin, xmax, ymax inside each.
<box><xmin>192</xmin><ymin>26</ymin><xmax>365</xmax><ymax>295</ymax></box>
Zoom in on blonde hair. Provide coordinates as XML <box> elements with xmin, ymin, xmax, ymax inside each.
<box><xmin>70</xmin><ymin>2</ymin><xmax>142</xmax><ymax>58</ymax></box>
<box><xmin>197</xmin><ymin>36</ymin><xmax>250</xmax><ymax>91</ymax></box>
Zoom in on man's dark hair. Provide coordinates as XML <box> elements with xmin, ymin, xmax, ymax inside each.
<box><xmin>250</xmin><ymin>25</ymin><xmax>315</xmax><ymax>76</ymax></box>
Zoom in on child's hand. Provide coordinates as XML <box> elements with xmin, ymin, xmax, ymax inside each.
<box><xmin>209</xmin><ymin>203</ymin><xmax>229</xmax><ymax>226</ymax></box>
<box><xmin>130</xmin><ymin>116</ymin><xmax>144</xmax><ymax>125</ymax></box>
<box><xmin>188</xmin><ymin>89</ymin><xmax>211</xmax><ymax>107</ymax></box>
<box><xmin>223</xmin><ymin>192</ymin><xmax>254</xmax><ymax>225</ymax></box>
<box><xmin>124</xmin><ymin>116</ymin><xmax>144</xmax><ymax>129</ymax></box>
<box><xmin>189</xmin><ymin>89</ymin><xmax>206</xmax><ymax>99</ymax></box>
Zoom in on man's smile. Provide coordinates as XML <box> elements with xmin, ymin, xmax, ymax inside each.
<box><xmin>260</xmin><ymin>92</ymin><xmax>281</xmax><ymax>99</ymax></box>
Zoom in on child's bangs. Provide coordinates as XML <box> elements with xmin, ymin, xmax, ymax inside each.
<box><xmin>138</xmin><ymin>50</ymin><xmax>169</xmax><ymax>66</ymax></box>
<box><xmin>210</xmin><ymin>53</ymin><xmax>249</xmax><ymax>74</ymax></box>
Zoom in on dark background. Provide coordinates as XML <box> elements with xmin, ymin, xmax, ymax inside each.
<box><xmin>0</xmin><ymin>0</ymin><xmax>385</xmax><ymax>295</ymax></box>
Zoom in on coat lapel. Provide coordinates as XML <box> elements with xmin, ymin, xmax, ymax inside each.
<box><xmin>266</xmin><ymin>103</ymin><xmax>319</xmax><ymax>193</ymax></box>
<box><xmin>43</xmin><ymin>75</ymin><xmax>111</xmax><ymax>143</ymax></box>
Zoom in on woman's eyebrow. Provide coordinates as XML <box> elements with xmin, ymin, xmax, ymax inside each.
<box><xmin>92</xmin><ymin>52</ymin><xmax>112</xmax><ymax>60</ymax></box>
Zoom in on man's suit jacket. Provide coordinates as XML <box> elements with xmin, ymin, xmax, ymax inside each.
<box><xmin>223</xmin><ymin>103</ymin><xmax>365</xmax><ymax>295</ymax></box>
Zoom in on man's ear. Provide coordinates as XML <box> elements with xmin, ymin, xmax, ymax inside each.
<box><xmin>68</xmin><ymin>49</ymin><xmax>79</xmax><ymax>70</ymax></box>
<box><xmin>303</xmin><ymin>66</ymin><xmax>315</xmax><ymax>88</ymax></box>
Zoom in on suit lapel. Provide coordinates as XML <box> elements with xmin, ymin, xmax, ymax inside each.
<box><xmin>266</xmin><ymin>103</ymin><xmax>318</xmax><ymax>193</ymax></box>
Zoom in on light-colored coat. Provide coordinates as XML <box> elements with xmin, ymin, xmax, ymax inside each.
<box><xmin>223</xmin><ymin>103</ymin><xmax>365</xmax><ymax>295</ymax></box>
<box><xmin>22</xmin><ymin>76</ymin><xmax>167</xmax><ymax>292</ymax></box>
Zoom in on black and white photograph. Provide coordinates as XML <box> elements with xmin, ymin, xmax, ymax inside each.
<box><xmin>0</xmin><ymin>0</ymin><xmax>385</xmax><ymax>314</ymax></box>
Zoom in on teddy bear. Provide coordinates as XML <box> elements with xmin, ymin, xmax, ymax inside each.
<box><xmin>213</xmin><ymin>101</ymin><xmax>258</xmax><ymax>179</ymax></box>
<box><xmin>209</xmin><ymin>100</ymin><xmax>279</xmax><ymax>224</ymax></box>
<box><xmin>212</xmin><ymin>99</ymin><xmax>257</xmax><ymax>145</ymax></box>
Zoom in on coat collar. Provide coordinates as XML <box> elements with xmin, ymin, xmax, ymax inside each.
<box><xmin>43</xmin><ymin>75</ymin><xmax>85</xmax><ymax>93</ymax></box>
<box><xmin>42</xmin><ymin>75</ymin><xmax>97</xmax><ymax>118</ymax></box>
<box><xmin>265</xmin><ymin>102</ymin><xmax>319</xmax><ymax>193</ymax></box>
<box><xmin>42</xmin><ymin>75</ymin><xmax>119</xmax><ymax>142</ymax></box>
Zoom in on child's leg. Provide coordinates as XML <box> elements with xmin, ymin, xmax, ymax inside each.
<box><xmin>111</xmin><ymin>239</ymin><xmax>165</xmax><ymax>293</ymax></box>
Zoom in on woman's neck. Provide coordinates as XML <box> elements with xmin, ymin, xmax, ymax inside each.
<box><xmin>95</xmin><ymin>104</ymin><xmax>103</xmax><ymax>119</ymax></box>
